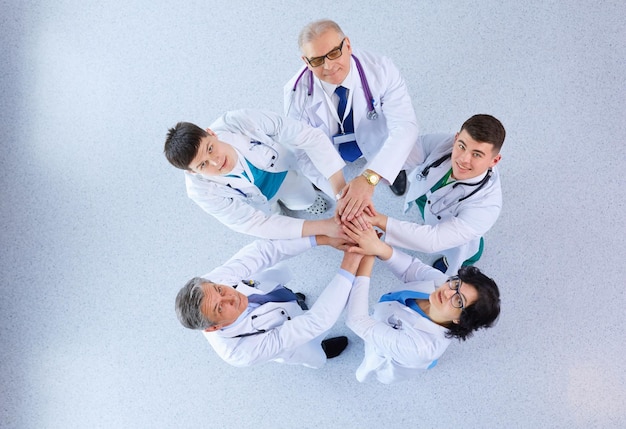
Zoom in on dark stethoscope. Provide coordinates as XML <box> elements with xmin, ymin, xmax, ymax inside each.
<box><xmin>419</xmin><ymin>153</ymin><xmax>493</xmax><ymax>211</ymax></box>
<box><xmin>231</xmin><ymin>281</ymin><xmax>293</xmax><ymax>338</ymax></box>
<box><xmin>291</xmin><ymin>54</ymin><xmax>379</xmax><ymax>120</ymax></box>
<box><xmin>234</xmin><ymin>307</ymin><xmax>292</xmax><ymax>338</ymax></box>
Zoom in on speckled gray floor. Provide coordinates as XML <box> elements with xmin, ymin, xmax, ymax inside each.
<box><xmin>1</xmin><ymin>2</ymin><xmax>625</xmax><ymax>428</ymax></box>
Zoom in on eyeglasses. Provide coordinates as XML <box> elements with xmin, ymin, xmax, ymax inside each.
<box><xmin>447</xmin><ymin>276</ymin><xmax>465</xmax><ymax>310</ymax></box>
<box><xmin>305</xmin><ymin>38</ymin><xmax>346</xmax><ymax>67</ymax></box>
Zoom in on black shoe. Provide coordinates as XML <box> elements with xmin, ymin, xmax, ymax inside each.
<box><xmin>321</xmin><ymin>336</ymin><xmax>348</xmax><ymax>359</ymax></box>
<box><xmin>295</xmin><ymin>292</ymin><xmax>308</xmax><ymax>310</ymax></box>
<box><xmin>389</xmin><ymin>170</ymin><xmax>407</xmax><ymax>196</ymax></box>
<box><xmin>432</xmin><ymin>257</ymin><xmax>448</xmax><ymax>273</ymax></box>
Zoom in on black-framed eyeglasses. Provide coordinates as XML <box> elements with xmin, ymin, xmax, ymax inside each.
<box><xmin>305</xmin><ymin>38</ymin><xmax>346</xmax><ymax>67</ymax></box>
<box><xmin>447</xmin><ymin>276</ymin><xmax>465</xmax><ymax>310</ymax></box>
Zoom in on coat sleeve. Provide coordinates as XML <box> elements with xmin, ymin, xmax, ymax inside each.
<box><xmin>204</xmin><ymin>237</ymin><xmax>315</xmax><ymax>281</ymax></box>
<box><xmin>185</xmin><ymin>173</ymin><xmax>305</xmax><ymax>239</ymax></box>
<box><xmin>382</xmin><ymin>248</ymin><xmax>448</xmax><ymax>283</ymax></box>
<box><xmin>223</xmin><ymin>109</ymin><xmax>345</xmax><ymax>179</ymax></box>
<box><xmin>345</xmin><ymin>276</ymin><xmax>442</xmax><ymax>364</ymax></box>
<box><xmin>364</xmin><ymin>55</ymin><xmax>419</xmax><ymax>182</ymax></box>
<box><xmin>384</xmin><ymin>197</ymin><xmax>501</xmax><ymax>253</ymax></box>
<box><xmin>225</xmin><ymin>271</ymin><xmax>353</xmax><ymax>366</ymax></box>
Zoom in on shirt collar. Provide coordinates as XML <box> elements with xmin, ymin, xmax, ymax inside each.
<box><xmin>219</xmin><ymin>303</ymin><xmax>256</xmax><ymax>332</ymax></box>
<box><xmin>319</xmin><ymin>57</ymin><xmax>356</xmax><ymax>97</ymax></box>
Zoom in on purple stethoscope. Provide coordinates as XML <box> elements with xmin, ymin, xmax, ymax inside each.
<box><xmin>291</xmin><ymin>54</ymin><xmax>379</xmax><ymax>120</ymax></box>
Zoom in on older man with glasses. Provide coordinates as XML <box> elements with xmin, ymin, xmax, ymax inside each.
<box><xmin>284</xmin><ymin>19</ymin><xmax>420</xmax><ymax>225</ymax></box>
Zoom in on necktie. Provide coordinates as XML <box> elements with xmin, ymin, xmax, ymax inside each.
<box><xmin>335</xmin><ymin>86</ymin><xmax>362</xmax><ymax>162</ymax></box>
<box><xmin>247</xmin><ymin>285</ymin><xmax>299</xmax><ymax>305</ymax></box>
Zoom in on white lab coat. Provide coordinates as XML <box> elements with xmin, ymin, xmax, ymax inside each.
<box><xmin>385</xmin><ymin>133</ymin><xmax>502</xmax><ymax>274</ymax></box>
<box><xmin>346</xmin><ymin>248</ymin><xmax>451</xmax><ymax>384</ymax></box>
<box><xmin>284</xmin><ymin>49</ymin><xmax>419</xmax><ymax>182</ymax></box>
<box><xmin>185</xmin><ymin>109</ymin><xmax>346</xmax><ymax>239</ymax></box>
<box><xmin>201</xmin><ymin>237</ymin><xmax>353</xmax><ymax>368</ymax></box>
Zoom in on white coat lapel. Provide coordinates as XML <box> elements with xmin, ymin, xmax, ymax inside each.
<box><xmin>309</xmin><ymin>97</ymin><xmax>332</xmax><ymax>134</ymax></box>
<box><xmin>351</xmin><ymin>68</ymin><xmax>367</xmax><ymax>131</ymax></box>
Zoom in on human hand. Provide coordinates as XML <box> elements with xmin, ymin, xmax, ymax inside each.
<box><xmin>321</xmin><ymin>235</ymin><xmax>354</xmax><ymax>251</ymax></box>
<box><xmin>342</xmin><ymin>221</ymin><xmax>390</xmax><ymax>259</ymax></box>
<box><xmin>319</xmin><ymin>217</ymin><xmax>350</xmax><ymax>240</ymax></box>
<box><xmin>347</xmin><ymin>213</ymin><xmax>370</xmax><ymax>231</ymax></box>
<box><xmin>354</xmin><ymin>211</ymin><xmax>388</xmax><ymax>231</ymax></box>
<box><xmin>334</xmin><ymin>177</ymin><xmax>377</xmax><ymax>223</ymax></box>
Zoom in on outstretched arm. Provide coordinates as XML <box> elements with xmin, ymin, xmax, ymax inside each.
<box><xmin>204</xmin><ymin>237</ymin><xmax>315</xmax><ymax>282</ymax></box>
<box><xmin>228</xmin><ymin>250</ymin><xmax>363</xmax><ymax>366</ymax></box>
<box><xmin>342</xmin><ymin>220</ymin><xmax>445</xmax><ymax>283</ymax></box>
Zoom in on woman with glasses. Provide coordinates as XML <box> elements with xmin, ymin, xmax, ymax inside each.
<box><xmin>342</xmin><ymin>222</ymin><xmax>500</xmax><ymax>384</ymax></box>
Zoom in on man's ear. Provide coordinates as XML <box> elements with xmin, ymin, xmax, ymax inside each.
<box><xmin>452</xmin><ymin>319</ymin><xmax>460</xmax><ymax>325</ymax></box>
<box><xmin>344</xmin><ymin>36</ymin><xmax>352</xmax><ymax>55</ymax></box>
<box><xmin>204</xmin><ymin>324</ymin><xmax>221</xmax><ymax>332</ymax></box>
<box><xmin>490</xmin><ymin>153</ymin><xmax>502</xmax><ymax>168</ymax></box>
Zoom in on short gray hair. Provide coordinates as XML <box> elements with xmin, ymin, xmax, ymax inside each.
<box><xmin>175</xmin><ymin>277</ymin><xmax>217</xmax><ymax>330</ymax></box>
<box><xmin>298</xmin><ymin>19</ymin><xmax>345</xmax><ymax>50</ymax></box>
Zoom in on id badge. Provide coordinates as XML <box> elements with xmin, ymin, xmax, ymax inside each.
<box><xmin>332</xmin><ymin>132</ymin><xmax>357</xmax><ymax>145</ymax></box>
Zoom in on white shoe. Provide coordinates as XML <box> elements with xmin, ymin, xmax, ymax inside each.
<box><xmin>304</xmin><ymin>194</ymin><xmax>329</xmax><ymax>215</ymax></box>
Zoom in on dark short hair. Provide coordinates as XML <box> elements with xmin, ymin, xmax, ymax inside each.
<box><xmin>460</xmin><ymin>114</ymin><xmax>506</xmax><ymax>153</ymax></box>
<box><xmin>445</xmin><ymin>266</ymin><xmax>501</xmax><ymax>341</ymax></box>
<box><xmin>175</xmin><ymin>277</ymin><xmax>216</xmax><ymax>330</ymax></box>
<box><xmin>164</xmin><ymin>122</ymin><xmax>207</xmax><ymax>170</ymax></box>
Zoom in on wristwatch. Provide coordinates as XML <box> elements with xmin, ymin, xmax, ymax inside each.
<box><xmin>362</xmin><ymin>169</ymin><xmax>381</xmax><ymax>186</ymax></box>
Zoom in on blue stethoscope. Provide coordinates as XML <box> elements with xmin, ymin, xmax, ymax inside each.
<box><xmin>418</xmin><ymin>153</ymin><xmax>493</xmax><ymax>216</ymax></box>
<box><xmin>291</xmin><ymin>54</ymin><xmax>379</xmax><ymax>120</ymax></box>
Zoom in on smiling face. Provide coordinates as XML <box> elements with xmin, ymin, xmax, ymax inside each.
<box><xmin>200</xmin><ymin>283</ymin><xmax>248</xmax><ymax>331</ymax></box>
<box><xmin>187</xmin><ymin>130</ymin><xmax>238</xmax><ymax>176</ymax></box>
<box><xmin>301</xmin><ymin>30</ymin><xmax>352</xmax><ymax>85</ymax></box>
<box><xmin>428</xmin><ymin>279</ymin><xmax>479</xmax><ymax>325</ymax></box>
<box><xmin>450</xmin><ymin>129</ymin><xmax>502</xmax><ymax>181</ymax></box>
